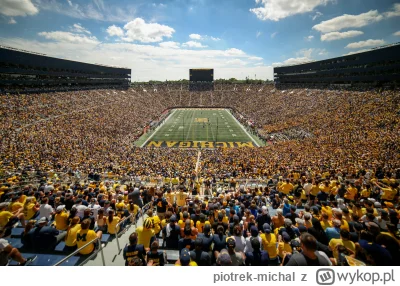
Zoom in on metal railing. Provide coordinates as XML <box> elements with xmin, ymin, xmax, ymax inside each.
<box><xmin>115</xmin><ymin>214</ymin><xmax>134</xmax><ymax>254</ymax></box>
<box><xmin>54</xmin><ymin>236</ymin><xmax>105</xmax><ymax>266</ymax></box>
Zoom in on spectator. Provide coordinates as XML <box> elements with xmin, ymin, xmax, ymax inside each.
<box><xmin>123</xmin><ymin>232</ymin><xmax>146</xmax><ymax>266</ymax></box>
<box><xmin>29</xmin><ymin>217</ymin><xmax>66</xmax><ymax>252</ymax></box>
<box><xmin>162</xmin><ymin>215</ymin><xmax>180</xmax><ymax>249</ymax></box>
<box><xmin>245</xmin><ymin>237</ymin><xmax>269</xmax><ymax>266</ymax></box>
<box><xmin>0</xmin><ymin>239</ymin><xmax>36</xmax><ymax>266</ymax></box>
<box><xmin>190</xmin><ymin>238</ymin><xmax>211</xmax><ymax>266</ymax></box>
<box><xmin>76</xmin><ymin>218</ymin><xmax>102</xmax><ymax>255</ymax></box>
<box><xmin>286</xmin><ymin>233</ymin><xmax>331</xmax><ymax>266</ymax></box>
<box><xmin>136</xmin><ymin>218</ymin><xmax>155</xmax><ymax>249</ymax></box>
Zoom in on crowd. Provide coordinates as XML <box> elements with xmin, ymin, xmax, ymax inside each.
<box><xmin>0</xmin><ymin>83</ymin><xmax>399</xmax><ymax>266</ymax></box>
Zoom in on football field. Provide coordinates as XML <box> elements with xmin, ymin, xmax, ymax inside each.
<box><xmin>138</xmin><ymin>108</ymin><xmax>262</xmax><ymax>148</ymax></box>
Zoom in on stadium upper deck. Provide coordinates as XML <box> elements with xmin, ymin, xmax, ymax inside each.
<box><xmin>0</xmin><ymin>46</ymin><xmax>131</xmax><ymax>93</ymax></box>
<box><xmin>274</xmin><ymin>43</ymin><xmax>400</xmax><ymax>87</ymax></box>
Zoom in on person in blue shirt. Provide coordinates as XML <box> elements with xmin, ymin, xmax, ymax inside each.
<box><xmin>28</xmin><ymin>217</ymin><xmax>66</xmax><ymax>252</ymax></box>
<box><xmin>325</xmin><ymin>219</ymin><xmax>341</xmax><ymax>242</ymax></box>
<box><xmin>123</xmin><ymin>232</ymin><xmax>146</xmax><ymax>266</ymax></box>
<box><xmin>282</xmin><ymin>198</ymin><xmax>291</xmax><ymax>216</ymax></box>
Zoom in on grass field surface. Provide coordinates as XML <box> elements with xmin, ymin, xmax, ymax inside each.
<box><xmin>138</xmin><ymin>108</ymin><xmax>261</xmax><ymax>148</ymax></box>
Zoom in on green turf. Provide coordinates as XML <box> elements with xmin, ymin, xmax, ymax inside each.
<box><xmin>137</xmin><ymin>108</ymin><xmax>263</xmax><ymax>148</ymax></box>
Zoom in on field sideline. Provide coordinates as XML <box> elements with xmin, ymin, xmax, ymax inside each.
<box><xmin>138</xmin><ymin>108</ymin><xmax>262</xmax><ymax>148</ymax></box>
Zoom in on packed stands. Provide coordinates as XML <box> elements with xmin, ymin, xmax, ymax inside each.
<box><xmin>0</xmin><ymin>46</ymin><xmax>131</xmax><ymax>93</ymax></box>
<box><xmin>0</xmin><ymin>44</ymin><xmax>399</xmax><ymax>266</ymax></box>
<box><xmin>1</xmin><ymin>82</ymin><xmax>399</xmax><ymax>266</ymax></box>
<box><xmin>274</xmin><ymin>43</ymin><xmax>400</xmax><ymax>88</ymax></box>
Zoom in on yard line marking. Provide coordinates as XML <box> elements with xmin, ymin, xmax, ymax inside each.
<box><xmin>225</xmin><ymin>109</ymin><xmax>259</xmax><ymax>147</ymax></box>
<box><xmin>141</xmin><ymin>109</ymin><xmax>177</xmax><ymax>147</ymax></box>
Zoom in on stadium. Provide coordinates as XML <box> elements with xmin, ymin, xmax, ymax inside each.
<box><xmin>0</xmin><ymin>1</ymin><xmax>399</xmax><ymax>270</ymax></box>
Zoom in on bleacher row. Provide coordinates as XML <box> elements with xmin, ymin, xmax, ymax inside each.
<box><xmin>4</xmin><ymin>205</ymin><xmax>182</xmax><ymax>266</ymax></box>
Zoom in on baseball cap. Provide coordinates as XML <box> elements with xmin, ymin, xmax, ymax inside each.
<box><xmin>374</xmin><ymin>202</ymin><xmax>382</xmax><ymax>208</ymax></box>
<box><xmin>38</xmin><ymin>217</ymin><xmax>48</xmax><ymax>224</ymax></box>
<box><xmin>250</xmin><ymin>225</ymin><xmax>259</xmax><ymax>237</ymax></box>
<box><xmin>263</xmin><ymin>223</ymin><xmax>271</xmax><ymax>234</ymax></box>
<box><xmin>170</xmin><ymin>215</ymin><xmax>177</xmax><ymax>222</ymax></box>
<box><xmin>298</xmin><ymin>225</ymin><xmax>307</xmax><ymax>233</ymax></box>
<box><xmin>282</xmin><ymin>232</ymin><xmax>291</xmax><ymax>242</ymax></box>
<box><xmin>180</xmin><ymin>249</ymin><xmax>191</xmax><ymax>266</ymax></box>
<box><xmin>56</xmin><ymin>205</ymin><xmax>65</xmax><ymax>212</ymax></box>
<box><xmin>0</xmin><ymin>202</ymin><xmax>9</xmax><ymax>209</ymax></box>
<box><xmin>226</xmin><ymin>237</ymin><xmax>236</xmax><ymax>247</ymax></box>
<box><xmin>217</xmin><ymin>249</ymin><xmax>232</xmax><ymax>266</ymax></box>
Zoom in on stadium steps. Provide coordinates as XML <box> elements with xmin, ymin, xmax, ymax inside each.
<box><xmin>8</xmin><ymin>253</ymin><xmax>80</xmax><ymax>266</ymax></box>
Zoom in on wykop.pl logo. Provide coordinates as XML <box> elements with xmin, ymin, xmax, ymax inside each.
<box><xmin>316</xmin><ymin>269</ymin><xmax>335</xmax><ymax>285</ymax></box>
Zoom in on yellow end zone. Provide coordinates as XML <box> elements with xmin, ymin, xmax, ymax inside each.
<box><xmin>195</xmin><ymin>118</ymin><xmax>209</xmax><ymax>123</ymax></box>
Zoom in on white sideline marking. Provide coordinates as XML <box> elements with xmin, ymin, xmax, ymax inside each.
<box><xmin>140</xmin><ymin>109</ymin><xmax>177</xmax><ymax>147</ymax></box>
<box><xmin>226</xmin><ymin>109</ymin><xmax>259</xmax><ymax>147</ymax></box>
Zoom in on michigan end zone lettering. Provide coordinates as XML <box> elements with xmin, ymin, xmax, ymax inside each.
<box><xmin>145</xmin><ymin>141</ymin><xmax>255</xmax><ymax>148</ymax></box>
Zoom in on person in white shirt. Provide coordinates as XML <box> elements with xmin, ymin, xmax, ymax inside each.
<box><xmin>303</xmin><ymin>179</ymin><xmax>313</xmax><ymax>201</ymax></box>
<box><xmin>73</xmin><ymin>198</ymin><xmax>88</xmax><ymax>218</ymax></box>
<box><xmin>38</xmin><ymin>197</ymin><xmax>54</xmax><ymax>221</ymax></box>
<box><xmin>88</xmin><ymin>198</ymin><xmax>101</xmax><ymax>221</ymax></box>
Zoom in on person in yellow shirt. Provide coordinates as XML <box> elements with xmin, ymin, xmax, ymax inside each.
<box><xmin>164</xmin><ymin>189</ymin><xmax>175</xmax><ymax>204</ymax></box>
<box><xmin>334</xmin><ymin>212</ymin><xmax>349</xmax><ymax>232</ymax></box>
<box><xmin>106</xmin><ymin>209</ymin><xmax>121</xmax><ymax>235</ymax></box>
<box><xmin>9</xmin><ymin>197</ymin><xmax>23</xmax><ymax>213</ymax></box>
<box><xmin>196</xmin><ymin>213</ymin><xmax>210</xmax><ymax>233</ymax></box>
<box><xmin>360</xmin><ymin>184</ymin><xmax>372</xmax><ymax>199</ymax></box>
<box><xmin>310</xmin><ymin>181</ymin><xmax>320</xmax><ymax>201</ymax></box>
<box><xmin>328</xmin><ymin>229</ymin><xmax>355</xmax><ymax>261</ymax></box>
<box><xmin>53</xmin><ymin>205</ymin><xmax>69</xmax><ymax>231</ymax></box>
<box><xmin>161</xmin><ymin>211</ymin><xmax>172</xmax><ymax>229</ymax></box>
<box><xmin>147</xmin><ymin>209</ymin><xmax>161</xmax><ymax>236</ymax></box>
<box><xmin>115</xmin><ymin>195</ymin><xmax>126</xmax><ymax>218</ymax></box>
<box><xmin>319</xmin><ymin>181</ymin><xmax>331</xmax><ymax>194</ymax></box>
<box><xmin>352</xmin><ymin>203</ymin><xmax>364</xmax><ymax>218</ymax></box>
<box><xmin>127</xmin><ymin>200</ymin><xmax>139</xmax><ymax>223</ymax></box>
<box><xmin>0</xmin><ymin>201</ymin><xmax>25</xmax><ymax>229</ymax></box>
<box><xmin>76</xmin><ymin>219</ymin><xmax>102</xmax><ymax>255</ymax></box>
<box><xmin>136</xmin><ymin>218</ymin><xmax>155</xmax><ymax>249</ymax></box>
<box><xmin>321</xmin><ymin>201</ymin><xmax>333</xmax><ymax>220</ymax></box>
<box><xmin>375</xmin><ymin>182</ymin><xmax>397</xmax><ymax>202</ymax></box>
<box><xmin>176</xmin><ymin>190</ymin><xmax>188</xmax><ymax>207</ymax></box>
<box><xmin>260</xmin><ymin>223</ymin><xmax>278</xmax><ymax>264</ymax></box>
<box><xmin>23</xmin><ymin>197</ymin><xmax>39</xmax><ymax>220</ymax></box>
<box><xmin>178</xmin><ymin>211</ymin><xmax>194</xmax><ymax>235</ymax></box>
<box><xmin>344</xmin><ymin>183</ymin><xmax>357</xmax><ymax>202</ymax></box>
<box><xmin>277</xmin><ymin>232</ymin><xmax>292</xmax><ymax>259</ymax></box>
<box><xmin>320</xmin><ymin>213</ymin><xmax>332</xmax><ymax>231</ymax></box>
<box><xmin>279</xmin><ymin>179</ymin><xmax>293</xmax><ymax>195</ymax></box>
<box><xmin>65</xmin><ymin>217</ymin><xmax>81</xmax><ymax>249</ymax></box>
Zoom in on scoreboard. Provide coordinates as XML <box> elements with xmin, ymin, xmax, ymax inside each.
<box><xmin>189</xmin><ymin>69</ymin><xmax>214</xmax><ymax>82</ymax></box>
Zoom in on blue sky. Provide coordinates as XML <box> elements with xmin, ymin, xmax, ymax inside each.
<box><xmin>0</xmin><ymin>0</ymin><xmax>399</xmax><ymax>81</ymax></box>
